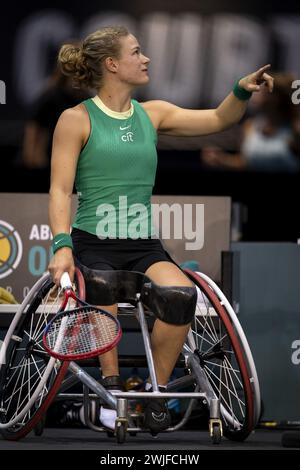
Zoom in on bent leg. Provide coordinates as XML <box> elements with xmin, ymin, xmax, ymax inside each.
<box><xmin>150</xmin><ymin>318</ymin><xmax>191</xmax><ymax>385</ymax></box>
<box><xmin>97</xmin><ymin>303</ymin><xmax>119</xmax><ymax>376</ymax></box>
<box><xmin>145</xmin><ymin>261</ymin><xmax>196</xmax><ymax>386</ymax></box>
<box><xmin>97</xmin><ymin>303</ymin><xmax>122</xmax><ymax>429</ymax></box>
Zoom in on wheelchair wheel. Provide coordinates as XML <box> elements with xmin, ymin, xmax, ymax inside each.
<box><xmin>0</xmin><ymin>267</ymin><xmax>85</xmax><ymax>440</ymax></box>
<box><xmin>184</xmin><ymin>269</ymin><xmax>260</xmax><ymax>442</ymax></box>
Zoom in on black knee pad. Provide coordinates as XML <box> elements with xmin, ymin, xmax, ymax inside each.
<box><xmin>141</xmin><ymin>283</ymin><xmax>197</xmax><ymax>325</ymax></box>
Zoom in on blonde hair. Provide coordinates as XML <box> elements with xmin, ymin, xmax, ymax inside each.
<box><xmin>58</xmin><ymin>26</ymin><xmax>129</xmax><ymax>89</ymax></box>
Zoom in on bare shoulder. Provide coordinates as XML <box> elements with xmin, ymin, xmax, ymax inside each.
<box><xmin>140</xmin><ymin>100</ymin><xmax>178</xmax><ymax>129</ymax></box>
<box><xmin>58</xmin><ymin>103</ymin><xmax>89</xmax><ymax>128</ymax></box>
<box><xmin>55</xmin><ymin>103</ymin><xmax>90</xmax><ymax>142</ymax></box>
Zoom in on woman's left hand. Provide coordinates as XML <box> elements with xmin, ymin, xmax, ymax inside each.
<box><xmin>239</xmin><ymin>64</ymin><xmax>274</xmax><ymax>93</ymax></box>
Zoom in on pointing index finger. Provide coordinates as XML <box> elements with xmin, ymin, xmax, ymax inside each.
<box><xmin>256</xmin><ymin>64</ymin><xmax>271</xmax><ymax>76</ymax></box>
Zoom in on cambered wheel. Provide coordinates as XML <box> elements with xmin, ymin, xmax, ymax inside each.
<box><xmin>184</xmin><ymin>270</ymin><xmax>260</xmax><ymax>442</ymax></box>
<box><xmin>0</xmin><ymin>268</ymin><xmax>85</xmax><ymax>440</ymax></box>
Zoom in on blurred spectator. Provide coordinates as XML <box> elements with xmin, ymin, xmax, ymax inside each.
<box><xmin>201</xmin><ymin>73</ymin><xmax>300</xmax><ymax>172</ymax></box>
<box><xmin>22</xmin><ymin>61</ymin><xmax>90</xmax><ymax>169</ymax></box>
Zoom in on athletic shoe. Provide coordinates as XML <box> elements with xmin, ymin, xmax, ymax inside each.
<box><xmin>143</xmin><ymin>386</ymin><xmax>171</xmax><ymax>435</ymax></box>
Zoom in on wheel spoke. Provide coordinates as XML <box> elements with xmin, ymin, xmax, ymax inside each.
<box><xmin>7</xmin><ymin>365</ymin><xmax>47</xmax><ymax>420</ymax></box>
<box><xmin>192</xmin><ymin>329</ymin><xmax>216</xmax><ymax>349</ymax></box>
<box><xmin>202</xmin><ymin>332</ymin><xmax>228</xmax><ymax>357</ymax></box>
<box><xmin>199</xmin><ymin>287</ymin><xmax>219</xmax><ymax>334</ymax></box>
<box><xmin>0</xmin><ymin>272</ymin><xmax>82</xmax><ymax>434</ymax></box>
<box><xmin>203</xmin><ymin>364</ymin><xmax>245</xmax><ymax>409</ymax></box>
<box><xmin>32</xmin><ymin>286</ymin><xmax>61</xmax><ymax>341</ymax></box>
<box><xmin>5</xmin><ymin>356</ymin><xmax>27</xmax><ymax>410</ymax></box>
<box><xmin>224</xmin><ymin>357</ymin><xmax>245</xmax><ymax>419</ymax></box>
<box><xmin>195</xmin><ymin>306</ymin><xmax>219</xmax><ymax>347</ymax></box>
<box><xmin>15</xmin><ymin>359</ymin><xmax>28</xmax><ymax>419</ymax></box>
<box><xmin>204</xmin><ymin>372</ymin><xmax>241</xmax><ymax>427</ymax></box>
<box><xmin>5</xmin><ymin>362</ymin><xmax>46</xmax><ymax>410</ymax></box>
<box><xmin>223</xmin><ymin>355</ymin><xmax>244</xmax><ymax>390</ymax></box>
<box><xmin>204</xmin><ymin>359</ymin><xmax>240</xmax><ymax>375</ymax></box>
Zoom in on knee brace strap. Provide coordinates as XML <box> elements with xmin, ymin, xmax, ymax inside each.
<box><xmin>141</xmin><ymin>283</ymin><xmax>197</xmax><ymax>325</ymax></box>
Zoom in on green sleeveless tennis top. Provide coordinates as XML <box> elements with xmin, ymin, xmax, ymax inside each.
<box><xmin>72</xmin><ymin>98</ymin><xmax>158</xmax><ymax>238</ymax></box>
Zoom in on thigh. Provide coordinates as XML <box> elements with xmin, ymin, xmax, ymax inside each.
<box><xmin>145</xmin><ymin>261</ymin><xmax>194</xmax><ymax>287</ymax></box>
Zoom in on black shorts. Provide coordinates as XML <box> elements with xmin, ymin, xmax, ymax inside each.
<box><xmin>71</xmin><ymin>228</ymin><xmax>177</xmax><ymax>273</ymax></box>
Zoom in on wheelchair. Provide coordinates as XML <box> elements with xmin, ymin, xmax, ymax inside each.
<box><xmin>0</xmin><ymin>264</ymin><xmax>260</xmax><ymax>445</ymax></box>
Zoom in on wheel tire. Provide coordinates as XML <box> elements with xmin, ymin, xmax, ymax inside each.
<box><xmin>184</xmin><ymin>269</ymin><xmax>256</xmax><ymax>442</ymax></box>
<box><xmin>34</xmin><ymin>413</ymin><xmax>46</xmax><ymax>437</ymax></box>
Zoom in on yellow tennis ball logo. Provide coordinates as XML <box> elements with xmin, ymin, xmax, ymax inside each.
<box><xmin>0</xmin><ymin>221</ymin><xmax>23</xmax><ymax>279</ymax></box>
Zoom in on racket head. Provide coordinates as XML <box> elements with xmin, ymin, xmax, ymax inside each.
<box><xmin>42</xmin><ymin>305</ymin><xmax>122</xmax><ymax>360</ymax></box>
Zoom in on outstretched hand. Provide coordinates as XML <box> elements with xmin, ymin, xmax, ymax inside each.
<box><xmin>239</xmin><ymin>64</ymin><xmax>274</xmax><ymax>93</ymax></box>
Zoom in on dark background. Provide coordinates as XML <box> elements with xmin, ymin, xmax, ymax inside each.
<box><xmin>1</xmin><ymin>0</ymin><xmax>300</xmax><ymax>242</ymax></box>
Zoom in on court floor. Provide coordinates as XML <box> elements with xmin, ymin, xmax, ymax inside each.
<box><xmin>0</xmin><ymin>427</ymin><xmax>298</xmax><ymax>450</ymax></box>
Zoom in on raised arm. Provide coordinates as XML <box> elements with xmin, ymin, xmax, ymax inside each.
<box><xmin>143</xmin><ymin>65</ymin><xmax>274</xmax><ymax>137</ymax></box>
<box><xmin>48</xmin><ymin>105</ymin><xmax>89</xmax><ymax>285</ymax></box>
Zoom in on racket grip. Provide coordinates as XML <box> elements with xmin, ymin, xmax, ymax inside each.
<box><xmin>60</xmin><ymin>272</ymin><xmax>73</xmax><ymax>289</ymax></box>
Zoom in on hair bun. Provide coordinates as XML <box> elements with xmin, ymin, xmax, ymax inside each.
<box><xmin>57</xmin><ymin>26</ymin><xmax>129</xmax><ymax>89</ymax></box>
<box><xmin>58</xmin><ymin>43</ymin><xmax>91</xmax><ymax>88</ymax></box>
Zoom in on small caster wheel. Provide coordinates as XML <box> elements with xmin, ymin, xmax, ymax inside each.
<box><xmin>115</xmin><ymin>419</ymin><xmax>127</xmax><ymax>444</ymax></box>
<box><xmin>211</xmin><ymin>423</ymin><xmax>222</xmax><ymax>444</ymax></box>
<box><xmin>209</xmin><ymin>419</ymin><xmax>222</xmax><ymax>445</ymax></box>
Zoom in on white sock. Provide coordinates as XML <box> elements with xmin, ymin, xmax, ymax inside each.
<box><xmin>99</xmin><ymin>388</ymin><xmax>123</xmax><ymax>430</ymax></box>
<box><xmin>99</xmin><ymin>407</ymin><xmax>117</xmax><ymax>430</ymax></box>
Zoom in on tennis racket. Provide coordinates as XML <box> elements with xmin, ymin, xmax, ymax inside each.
<box><xmin>43</xmin><ymin>272</ymin><xmax>122</xmax><ymax>361</ymax></box>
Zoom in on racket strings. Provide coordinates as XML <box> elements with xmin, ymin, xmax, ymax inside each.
<box><xmin>45</xmin><ymin>307</ymin><xmax>119</xmax><ymax>356</ymax></box>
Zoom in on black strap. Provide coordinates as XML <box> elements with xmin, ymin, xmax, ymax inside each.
<box><xmin>102</xmin><ymin>375</ymin><xmax>124</xmax><ymax>391</ymax></box>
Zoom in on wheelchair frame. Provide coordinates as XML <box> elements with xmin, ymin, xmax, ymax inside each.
<box><xmin>0</xmin><ymin>268</ymin><xmax>260</xmax><ymax>445</ymax></box>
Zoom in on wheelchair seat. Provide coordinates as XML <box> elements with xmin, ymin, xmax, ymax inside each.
<box><xmin>76</xmin><ymin>261</ymin><xmax>149</xmax><ymax>305</ymax></box>
<box><xmin>76</xmin><ymin>261</ymin><xmax>197</xmax><ymax>325</ymax></box>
